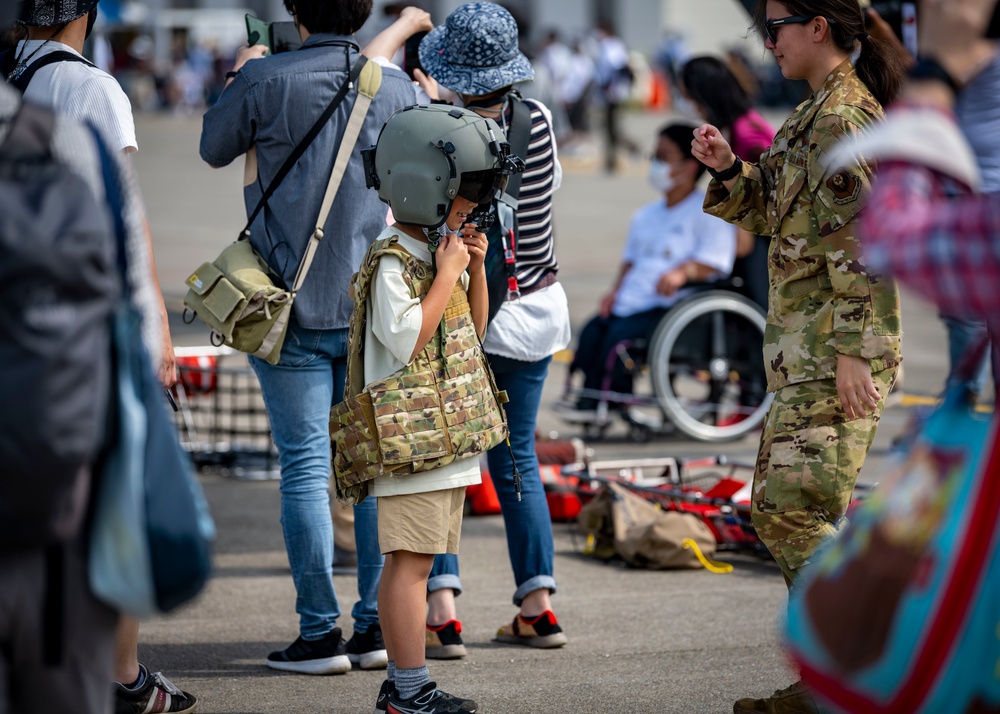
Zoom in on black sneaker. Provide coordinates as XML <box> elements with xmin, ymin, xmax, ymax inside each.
<box><xmin>425</xmin><ymin>619</ymin><xmax>467</xmax><ymax>659</ymax></box>
<box><xmin>266</xmin><ymin>628</ymin><xmax>351</xmax><ymax>675</ymax></box>
<box><xmin>114</xmin><ymin>665</ymin><xmax>197</xmax><ymax>714</ymax></box>
<box><xmin>387</xmin><ymin>681</ymin><xmax>478</xmax><ymax>714</ymax></box>
<box><xmin>346</xmin><ymin>623</ymin><xmax>388</xmax><ymax>670</ymax></box>
<box><xmin>374</xmin><ymin>679</ymin><xmax>393</xmax><ymax>714</ymax></box>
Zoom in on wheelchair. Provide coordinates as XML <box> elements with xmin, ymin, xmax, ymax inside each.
<box><xmin>557</xmin><ymin>280</ymin><xmax>772</xmax><ymax>443</ymax></box>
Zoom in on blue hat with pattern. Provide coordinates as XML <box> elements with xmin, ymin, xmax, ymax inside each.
<box><xmin>418</xmin><ymin>2</ymin><xmax>534</xmax><ymax>96</ymax></box>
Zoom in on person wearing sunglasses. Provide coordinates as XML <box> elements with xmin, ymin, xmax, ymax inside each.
<box><xmin>692</xmin><ymin>1</ymin><xmax>907</xmax><ymax>713</ymax></box>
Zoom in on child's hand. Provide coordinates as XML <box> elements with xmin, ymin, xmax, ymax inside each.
<box><xmin>461</xmin><ymin>223</ymin><xmax>488</xmax><ymax>273</ymax></box>
<box><xmin>436</xmin><ymin>233</ymin><xmax>470</xmax><ymax>281</ymax></box>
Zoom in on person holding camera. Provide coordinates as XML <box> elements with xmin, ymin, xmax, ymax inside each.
<box><xmin>199</xmin><ymin>0</ymin><xmax>415</xmax><ymax>675</ymax></box>
<box><xmin>692</xmin><ymin>1</ymin><xmax>905</xmax><ymax>711</ymax></box>
<box><xmin>858</xmin><ymin>0</ymin><xmax>1000</xmax><ymax>331</ymax></box>
<box><xmin>866</xmin><ymin>0</ymin><xmax>1000</xmax><ymax>400</ymax></box>
<box><xmin>411</xmin><ymin>1</ymin><xmax>573</xmax><ymax>659</ymax></box>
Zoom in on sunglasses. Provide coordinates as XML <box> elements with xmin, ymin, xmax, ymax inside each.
<box><xmin>762</xmin><ymin>14</ymin><xmax>838</xmax><ymax>45</ymax></box>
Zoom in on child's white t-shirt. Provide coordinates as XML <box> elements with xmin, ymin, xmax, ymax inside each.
<box><xmin>364</xmin><ymin>228</ymin><xmax>482</xmax><ymax>497</ymax></box>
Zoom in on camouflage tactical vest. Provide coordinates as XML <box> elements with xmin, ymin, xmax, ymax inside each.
<box><xmin>331</xmin><ymin>235</ymin><xmax>509</xmax><ymax>504</ymax></box>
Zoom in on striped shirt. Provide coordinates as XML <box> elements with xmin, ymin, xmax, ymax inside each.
<box><xmin>506</xmin><ymin>96</ymin><xmax>561</xmax><ymax>291</ymax></box>
<box><xmin>481</xmin><ymin>95</ymin><xmax>571</xmax><ymax>363</ymax></box>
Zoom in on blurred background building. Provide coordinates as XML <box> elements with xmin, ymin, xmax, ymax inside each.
<box><xmin>5</xmin><ymin>0</ymin><xmax>793</xmax><ymax>118</ymax></box>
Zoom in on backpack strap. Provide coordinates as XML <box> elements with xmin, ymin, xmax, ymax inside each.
<box><xmin>4</xmin><ymin>50</ymin><xmax>95</xmax><ymax>93</ymax></box>
<box><xmin>288</xmin><ymin>59</ymin><xmax>382</xmax><ymax>297</ymax></box>
<box><xmin>500</xmin><ymin>90</ymin><xmax>532</xmax><ymax>210</ymax></box>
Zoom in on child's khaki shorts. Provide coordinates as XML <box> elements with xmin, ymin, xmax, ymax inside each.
<box><xmin>377</xmin><ymin>487</ymin><xmax>466</xmax><ymax>555</ymax></box>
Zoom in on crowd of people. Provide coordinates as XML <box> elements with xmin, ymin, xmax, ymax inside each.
<box><xmin>1</xmin><ymin>0</ymin><xmax>997</xmax><ymax>713</ymax></box>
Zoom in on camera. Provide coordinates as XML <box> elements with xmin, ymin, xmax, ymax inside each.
<box><xmin>869</xmin><ymin>1</ymin><xmax>919</xmax><ymax>56</ymax></box>
<box><xmin>869</xmin><ymin>0</ymin><xmax>1000</xmax><ymax>53</ymax></box>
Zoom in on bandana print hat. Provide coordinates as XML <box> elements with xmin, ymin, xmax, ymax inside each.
<box><xmin>22</xmin><ymin>0</ymin><xmax>98</xmax><ymax>26</ymax></box>
<box><xmin>418</xmin><ymin>1</ymin><xmax>534</xmax><ymax>96</ymax></box>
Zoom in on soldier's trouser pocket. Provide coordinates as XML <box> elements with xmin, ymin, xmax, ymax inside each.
<box><xmin>751</xmin><ymin>377</ymin><xmax>884</xmax><ymax>578</ymax></box>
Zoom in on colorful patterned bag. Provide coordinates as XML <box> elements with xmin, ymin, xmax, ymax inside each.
<box><xmin>783</xmin><ymin>384</ymin><xmax>1000</xmax><ymax>713</ymax></box>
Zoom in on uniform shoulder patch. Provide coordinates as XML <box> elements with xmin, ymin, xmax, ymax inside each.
<box><xmin>826</xmin><ymin>170</ymin><xmax>861</xmax><ymax>204</ymax></box>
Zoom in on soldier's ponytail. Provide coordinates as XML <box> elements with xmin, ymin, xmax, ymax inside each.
<box><xmin>853</xmin><ymin>31</ymin><xmax>906</xmax><ymax>107</ymax></box>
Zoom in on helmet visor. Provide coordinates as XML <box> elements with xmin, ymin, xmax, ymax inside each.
<box><xmin>457</xmin><ymin>169</ymin><xmax>503</xmax><ymax>205</ymax></box>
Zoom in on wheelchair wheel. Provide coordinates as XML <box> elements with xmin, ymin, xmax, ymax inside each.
<box><xmin>649</xmin><ymin>290</ymin><xmax>772</xmax><ymax>442</ymax></box>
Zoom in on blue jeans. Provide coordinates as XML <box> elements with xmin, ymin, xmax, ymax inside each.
<box><xmin>429</xmin><ymin>356</ymin><xmax>557</xmax><ymax>606</ymax></box>
<box><xmin>250</xmin><ymin>315</ymin><xmax>382</xmax><ymax>639</ymax></box>
<box><xmin>942</xmin><ymin>314</ymin><xmax>993</xmax><ymax>398</ymax></box>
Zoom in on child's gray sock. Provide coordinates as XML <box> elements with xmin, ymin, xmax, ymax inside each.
<box><xmin>387</xmin><ymin>661</ymin><xmax>396</xmax><ymax>682</ymax></box>
<box><xmin>395</xmin><ymin>665</ymin><xmax>430</xmax><ymax>700</ymax></box>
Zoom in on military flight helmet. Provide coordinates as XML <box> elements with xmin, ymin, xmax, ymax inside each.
<box><xmin>363</xmin><ymin>104</ymin><xmax>522</xmax><ymax>229</ymax></box>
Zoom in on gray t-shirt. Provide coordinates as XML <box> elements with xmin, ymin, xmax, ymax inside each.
<box><xmin>956</xmin><ymin>52</ymin><xmax>1000</xmax><ymax>193</ymax></box>
<box><xmin>200</xmin><ymin>35</ymin><xmax>414</xmax><ymax>330</ymax></box>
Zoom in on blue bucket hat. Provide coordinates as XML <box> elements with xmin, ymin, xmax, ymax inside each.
<box><xmin>418</xmin><ymin>2</ymin><xmax>534</xmax><ymax>97</ymax></box>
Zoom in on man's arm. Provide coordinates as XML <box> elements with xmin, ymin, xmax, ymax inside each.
<box><xmin>200</xmin><ymin>46</ymin><xmax>265</xmax><ymax>169</ymax></box>
<box><xmin>362</xmin><ymin>7</ymin><xmax>432</xmax><ymax>61</ymax></box>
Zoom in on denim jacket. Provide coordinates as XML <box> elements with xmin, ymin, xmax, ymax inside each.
<box><xmin>200</xmin><ymin>35</ymin><xmax>414</xmax><ymax>330</ymax></box>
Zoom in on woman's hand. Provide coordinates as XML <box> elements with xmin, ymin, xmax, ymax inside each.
<box><xmin>461</xmin><ymin>222</ymin><xmax>488</xmax><ymax>273</ymax></box>
<box><xmin>691</xmin><ymin>124</ymin><xmax>736</xmax><ymax>172</ymax></box>
<box><xmin>413</xmin><ymin>68</ymin><xmax>440</xmax><ymax>101</ymax></box>
<box><xmin>836</xmin><ymin>354</ymin><xmax>881</xmax><ymax>420</ymax></box>
<box><xmin>598</xmin><ymin>290</ymin><xmax>617</xmax><ymax>318</ymax></box>
<box><xmin>435</xmin><ymin>233</ymin><xmax>470</xmax><ymax>281</ymax></box>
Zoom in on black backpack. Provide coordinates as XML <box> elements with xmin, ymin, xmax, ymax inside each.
<box><xmin>0</xmin><ymin>101</ymin><xmax>118</xmax><ymax>550</ymax></box>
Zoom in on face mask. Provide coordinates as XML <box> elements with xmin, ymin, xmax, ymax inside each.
<box><xmin>648</xmin><ymin>159</ymin><xmax>676</xmax><ymax>194</ymax></box>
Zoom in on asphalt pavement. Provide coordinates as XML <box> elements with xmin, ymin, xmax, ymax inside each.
<box><xmin>131</xmin><ymin>108</ymin><xmax>981</xmax><ymax>714</ymax></box>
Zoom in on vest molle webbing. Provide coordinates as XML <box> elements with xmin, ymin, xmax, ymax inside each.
<box><xmin>331</xmin><ymin>235</ymin><xmax>509</xmax><ymax>504</ymax></box>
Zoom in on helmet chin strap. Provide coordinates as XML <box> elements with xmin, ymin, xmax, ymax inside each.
<box><xmin>423</xmin><ymin>222</ymin><xmax>459</xmax><ymax>258</ymax></box>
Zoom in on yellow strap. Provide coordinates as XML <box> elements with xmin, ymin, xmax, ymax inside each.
<box><xmin>682</xmin><ymin>538</ymin><xmax>734</xmax><ymax>574</ymax></box>
<box><xmin>357</xmin><ymin>57</ymin><xmax>382</xmax><ymax>98</ymax></box>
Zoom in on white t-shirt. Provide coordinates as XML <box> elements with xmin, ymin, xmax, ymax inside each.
<box><xmin>613</xmin><ymin>190</ymin><xmax>736</xmax><ymax>317</ymax></box>
<box><xmin>365</xmin><ymin>228</ymin><xmax>482</xmax><ymax>497</ymax></box>
<box><xmin>16</xmin><ymin>39</ymin><xmax>137</xmax><ymax>152</ymax></box>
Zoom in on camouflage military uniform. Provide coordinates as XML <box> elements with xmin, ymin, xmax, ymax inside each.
<box><xmin>331</xmin><ymin>235</ymin><xmax>509</xmax><ymax>504</ymax></box>
<box><xmin>704</xmin><ymin>60</ymin><xmax>902</xmax><ymax>582</ymax></box>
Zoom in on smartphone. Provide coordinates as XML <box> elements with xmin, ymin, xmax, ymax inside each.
<box><xmin>245</xmin><ymin>14</ymin><xmax>302</xmax><ymax>54</ymax></box>
<box><xmin>402</xmin><ymin>30</ymin><xmax>428</xmax><ymax>79</ymax></box>
<box><xmin>869</xmin><ymin>1</ymin><xmax>918</xmax><ymax>58</ymax></box>
<box><xmin>245</xmin><ymin>14</ymin><xmax>270</xmax><ymax>51</ymax></box>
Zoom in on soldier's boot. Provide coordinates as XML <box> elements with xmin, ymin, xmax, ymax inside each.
<box><xmin>733</xmin><ymin>680</ymin><xmax>823</xmax><ymax>714</ymax></box>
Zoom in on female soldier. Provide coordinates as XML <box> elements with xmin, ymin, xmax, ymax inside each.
<box><xmin>692</xmin><ymin>2</ymin><xmax>904</xmax><ymax>712</ymax></box>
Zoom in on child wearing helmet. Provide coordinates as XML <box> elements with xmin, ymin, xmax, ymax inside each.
<box><xmin>332</xmin><ymin>103</ymin><xmax>518</xmax><ymax>714</ymax></box>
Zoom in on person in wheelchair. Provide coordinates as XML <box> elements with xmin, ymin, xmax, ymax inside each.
<box><xmin>559</xmin><ymin>121</ymin><xmax>737</xmax><ymax>423</ymax></box>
